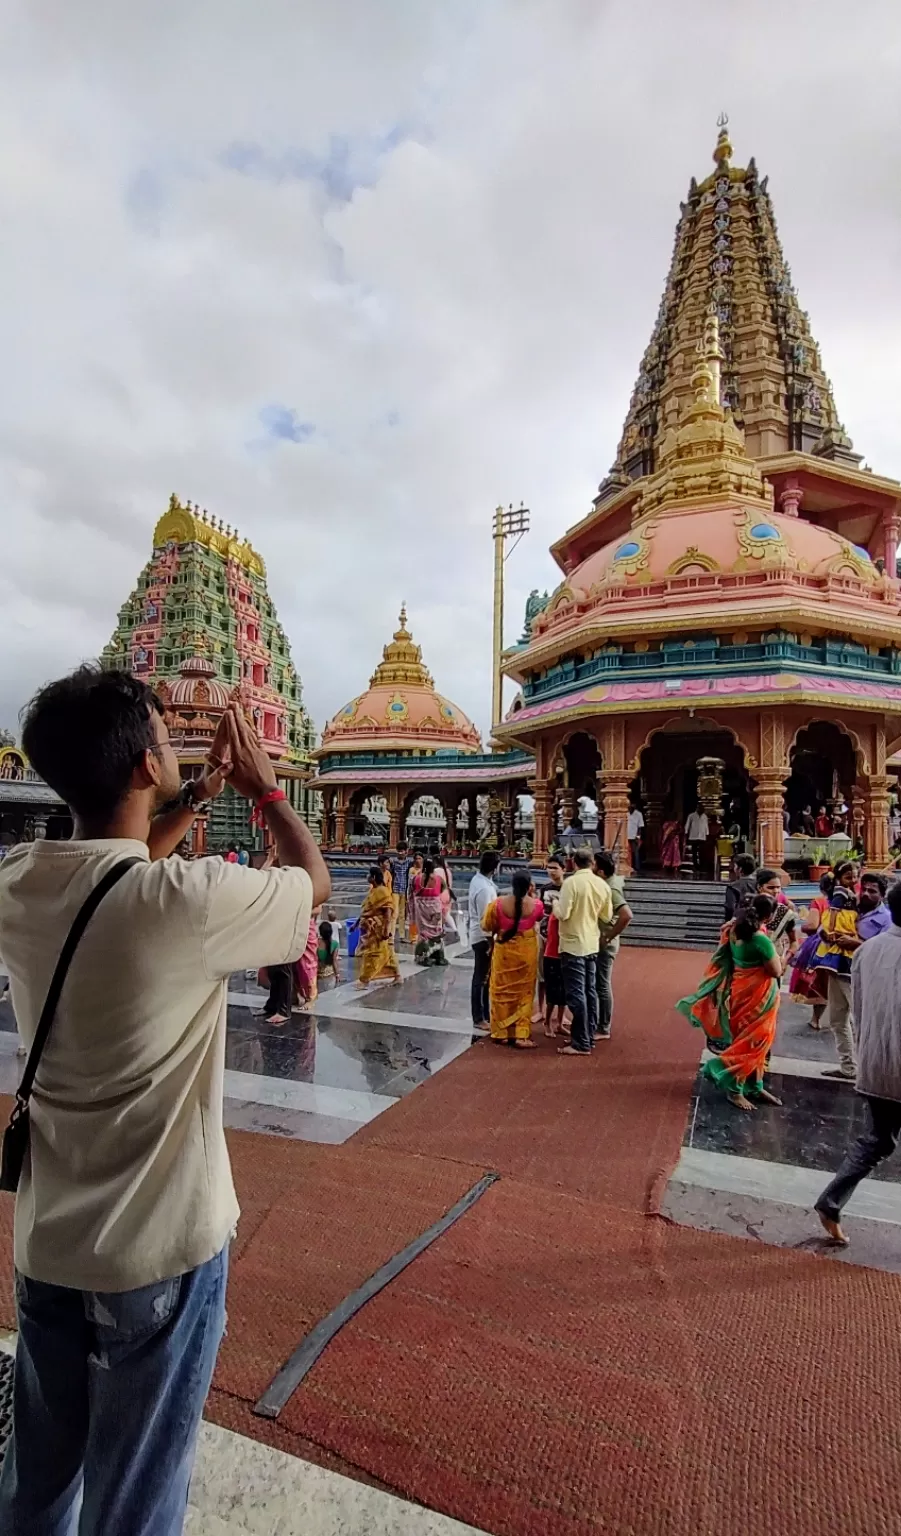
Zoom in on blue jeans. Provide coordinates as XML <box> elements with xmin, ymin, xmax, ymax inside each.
<box><xmin>0</xmin><ymin>1245</ymin><xmax>228</xmax><ymax>1536</ymax></box>
<box><xmin>595</xmin><ymin>946</ymin><xmax>615</xmax><ymax>1037</ymax></box>
<box><xmin>561</xmin><ymin>953</ymin><xmax>598</xmax><ymax>1052</ymax></box>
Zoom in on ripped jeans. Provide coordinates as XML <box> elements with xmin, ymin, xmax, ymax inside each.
<box><xmin>0</xmin><ymin>1245</ymin><xmax>228</xmax><ymax>1536</ymax></box>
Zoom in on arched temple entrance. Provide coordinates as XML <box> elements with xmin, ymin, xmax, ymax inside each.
<box><xmin>636</xmin><ymin>720</ymin><xmax>750</xmax><ymax>874</ymax></box>
<box><xmin>786</xmin><ymin>722</ymin><xmax>858</xmax><ymax>838</ymax></box>
<box><xmin>554</xmin><ymin>731</ymin><xmax>603</xmax><ymax>834</ymax></box>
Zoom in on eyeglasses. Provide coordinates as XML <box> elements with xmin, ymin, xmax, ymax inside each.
<box><xmin>147</xmin><ymin>732</ymin><xmax>185</xmax><ymax>758</ymax></box>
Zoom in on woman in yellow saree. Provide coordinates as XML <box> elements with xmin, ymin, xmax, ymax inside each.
<box><xmin>357</xmin><ymin>868</ymin><xmax>401</xmax><ymax>986</ymax></box>
<box><xmin>677</xmin><ymin>893</ymin><xmax>784</xmax><ymax>1111</ymax></box>
<box><xmin>481</xmin><ymin>874</ymin><xmax>541</xmax><ymax>1048</ymax></box>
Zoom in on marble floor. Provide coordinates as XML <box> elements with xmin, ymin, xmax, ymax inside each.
<box><xmin>0</xmin><ymin>953</ymin><xmax>476</xmax><ymax>1146</ymax></box>
<box><xmin>664</xmin><ymin>992</ymin><xmax>901</xmax><ymax>1271</ymax></box>
<box><xmin>185</xmin><ymin>1422</ymin><xmax>485</xmax><ymax>1533</ymax></box>
<box><xmin>222</xmin><ymin>956</ymin><xmax>474</xmax><ymax>1143</ymax></box>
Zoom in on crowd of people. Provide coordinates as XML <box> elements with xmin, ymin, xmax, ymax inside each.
<box><xmin>678</xmin><ymin>853</ymin><xmax>901</xmax><ymax>1246</ymax></box>
<box><xmin>467</xmin><ymin>847</ymin><xmax>632</xmax><ymax>1055</ymax></box>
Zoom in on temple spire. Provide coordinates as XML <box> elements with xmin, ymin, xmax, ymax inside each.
<box><xmin>370</xmin><ymin>608</ymin><xmax>435</xmax><ymax>689</ymax></box>
<box><xmin>712</xmin><ymin>111</ymin><xmax>732</xmax><ymax>169</ymax></box>
<box><xmin>597</xmin><ymin>130</ymin><xmax>857</xmax><ymax>505</ymax></box>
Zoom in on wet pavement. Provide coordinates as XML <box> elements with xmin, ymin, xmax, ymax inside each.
<box><xmin>0</xmin><ymin>950</ymin><xmax>475</xmax><ymax>1146</ymax></box>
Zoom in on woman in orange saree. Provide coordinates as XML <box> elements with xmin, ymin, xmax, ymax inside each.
<box><xmin>357</xmin><ymin>869</ymin><xmax>401</xmax><ymax>986</ymax></box>
<box><xmin>481</xmin><ymin>874</ymin><xmax>541</xmax><ymax>1048</ymax></box>
<box><xmin>677</xmin><ymin>894</ymin><xmax>784</xmax><ymax>1111</ymax></box>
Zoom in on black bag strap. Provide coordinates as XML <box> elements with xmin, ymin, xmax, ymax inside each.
<box><xmin>15</xmin><ymin>858</ymin><xmax>142</xmax><ymax>1108</ymax></box>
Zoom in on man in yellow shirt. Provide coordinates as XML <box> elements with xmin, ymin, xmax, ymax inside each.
<box><xmin>556</xmin><ymin>849</ymin><xmax>613</xmax><ymax>1055</ymax></box>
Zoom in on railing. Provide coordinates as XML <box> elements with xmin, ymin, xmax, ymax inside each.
<box><xmin>316</xmin><ymin>749</ymin><xmax>534</xmax><ymax>773</ymax></box>
<box><xmin>523</xmin><ymin>638</ymin><xmax>900</xmax><ymax>702</ymax></box>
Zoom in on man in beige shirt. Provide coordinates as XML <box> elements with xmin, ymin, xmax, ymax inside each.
<box><xmin>556</xmin><ymin>850</ymin><xmax>613</xmax><ymax>1056</ymax></box>
<box><xmin>0</xmin><ymin>666</ymin><xmax>330</xmax><ymax>1535</ymax></box>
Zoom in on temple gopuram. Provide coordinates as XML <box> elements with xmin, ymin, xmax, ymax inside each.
<box><xmin>310</xmin><ymin>607</ymin><xmax>533</xmax><ymax>851</ymax></box>
<box><xmin>495</xmin><ymin>123</ymin><xmax>901</xmax><ymax>873</ymax></box>
<box><xmin>103</xmin><ymin>495</ymin><xmax>318</xmax><ymax>852</ymax></box>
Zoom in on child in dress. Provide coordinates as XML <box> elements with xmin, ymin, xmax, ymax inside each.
<box><xmin>813</xmin><ymin>888</ymin><xmax>858</xmax><ymax>978</ymax></box>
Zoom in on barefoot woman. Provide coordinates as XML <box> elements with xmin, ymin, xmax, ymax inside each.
<box><xmin>481</xmin><ymin>873</ymin><xmax>541</xmax><ymax>1049</ymax></box>
<box><xmin>677</xmin><ymin>894</ymin><xmax>784</xmax><ymax>1111</ymax></box>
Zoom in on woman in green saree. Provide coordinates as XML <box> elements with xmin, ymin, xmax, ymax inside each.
<box><xmin>677</xmin><ymin>893</ymin><xmax>784</xmax><ymax>1112</ymax></box>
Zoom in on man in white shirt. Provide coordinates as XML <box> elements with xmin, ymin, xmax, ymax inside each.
<box><xmin>0</xmin><ymin>667</ymin><xmax>330</xmax><ymax>1534</ymax></box>
<box><xmin>685</xmin><ymin>806</ymin><xmax>710</xmax><ymax>875</ymax></box>
<box><xmin>468</xmin><ymin>851</ymin><xmax>499</xmax><ymax>1033</ymax></box>
<box><xmin>626</xmin><ymin>801</ymin><xmax>645</xmax><ymax>874</ymax></box>
<box><xmin>816</xmin><ymin>881</ymin><xmax>901</xmax><ymax>1245</ymax></box>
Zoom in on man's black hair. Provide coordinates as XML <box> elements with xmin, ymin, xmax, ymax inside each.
<box><xmin>861</xmin><ymin>870</ymin><xmax>888</xmax><ymax>897</ymax></box>
<box><xmin>594</xmin><ymin>850</ymin><xmax>615</xmax><ymax>878</ymax></box>
<box><xmin>479</xmin><ymin>851</ymin><xmax>500</xmax><ymax>875</ymax></box>
<box><xmin>735</xmin><ymin>854</ymin><xmax>756</xmax><ymax>876</ymax></box>
<box><xmin>21</xmin><ymin>666</ymin><xmax>163</xmax><ymax>820</ymax></box>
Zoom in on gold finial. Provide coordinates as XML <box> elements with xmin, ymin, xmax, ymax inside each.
<box><xmin>713</xmin><ymin>110</ymin><xmax>732</xmax><ymax>167</ymax></box>
<box><xmin>398</xmin><ymin>602</ymin><xmax>408</xmax><ymax>632</ymax></box>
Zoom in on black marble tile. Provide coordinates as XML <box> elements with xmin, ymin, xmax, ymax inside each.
<box><xmin>354</xmin><ymin>964</ymin><xmax>473</xmax><ymax>1021</ymax></box>
<box><xmin>775</xmin><ymin>995</ymin><xmax>842</xmax><ymax>1065</ymax></box>
<box><xmin>687</xmin><ymin>1070</ymin><xmax>901</xmax><ymax>1184</ymax></box>
<box><xmin>224</xmin><ymin>1011</ymin><xmax>468</xmax><ymax>1097</ymax></box>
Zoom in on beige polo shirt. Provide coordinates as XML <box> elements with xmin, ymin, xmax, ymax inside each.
<box><xmin>0</xmin><ymin>838</ymin><xmax>312</xmax><ymax>1292</ymax></box>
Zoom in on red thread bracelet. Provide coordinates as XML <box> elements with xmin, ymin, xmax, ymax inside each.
<box><xmin>251</xmin><ymin>787</ymin><xmax>287</xmax><ymax>826</ymax></box>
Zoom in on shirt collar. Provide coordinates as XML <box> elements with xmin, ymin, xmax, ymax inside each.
<box><xmin>28</xmin><ymin>838</ymin><xmax>150</xmax><ymax>859</ymax></box>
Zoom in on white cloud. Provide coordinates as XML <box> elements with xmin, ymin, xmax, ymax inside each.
<box><xmin>1</xmin><ymin>0</ymin><xmax>900</xmax><ymax>738</ymax></box>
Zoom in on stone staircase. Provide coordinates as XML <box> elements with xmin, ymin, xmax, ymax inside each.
<box><xmin>622</xmin><ymin>877</ymin><xmax>725</xmax><ymax>950</ymax></box>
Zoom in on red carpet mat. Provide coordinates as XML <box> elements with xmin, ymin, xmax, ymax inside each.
<box><xmin>358</xmin><ymin>948</ymin><xmax>705</xmax><ymax>1213</ymax></box>
<box><xmin>215</xmin><ymin>1136</ymin><xmax>484</xmax><ymax>1405</ymax></box>
<box><xmin>5</xmin><ymin>949</ymin><xmax>901</xmax><ymax>1532</ymax></box>
<box><xmin>271</xmin><ymin>1179</ymin><xmax>901</xmax><ymax>1536</ymax></box>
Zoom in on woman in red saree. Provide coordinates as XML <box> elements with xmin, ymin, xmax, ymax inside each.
<box><xmin>677</xmin><ymin>894</ymin><xmax>783</xmax><ymax>1111</ymax></box>
<box><xmin>660</xmin><ymin>816</ymin><xmax>682</xmax><ymax>873</ymax></box>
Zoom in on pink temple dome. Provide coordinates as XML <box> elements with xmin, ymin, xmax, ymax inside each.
<box><xmin>563</xmin><ymin>508</ymin><xmax>878</xmax><ymax>598</ymax></box>
<box><xmin>168</xmin><ymin>656</ymin><xmax>230</xmax><ymax>710</ymax></box>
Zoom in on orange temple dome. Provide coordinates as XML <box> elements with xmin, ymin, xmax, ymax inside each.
<box><xmin>167</xmin><ymin>655</ymin><xmax>231</xmax><ymax>710</ymax></box>
<box><xmin>321</xmin><ymin>606</ymin><xmax>482</xmax><ymax>754</ymax></box>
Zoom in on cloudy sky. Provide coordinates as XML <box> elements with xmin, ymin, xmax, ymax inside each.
<box><xmin>2</xmin><ymin>0</ymin><xmax>900</xmax><ymax>740</ymax></box>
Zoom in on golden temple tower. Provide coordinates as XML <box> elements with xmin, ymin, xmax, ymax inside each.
<box><xmin>597</xmin><ymin>114</ymin><xmax>860</xmax><ymax>507</ymax></box>
<box><xmin>497</xmin><ymin>124</ymin><xmax>901</xmax><ymax>875</ymax></box>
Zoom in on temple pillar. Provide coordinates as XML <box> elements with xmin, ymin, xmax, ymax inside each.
<box><xmin>334</xmin><ymin>791</ymin><xmax>348</xmax><ymax>851</ymax></box>
<box><xmin>443</xmin><ymin>794</ymin><xmax>460</xmax><ymax>853</ymax></box>
<box><xmin>753</xmin><ymin>769</ymin><xmax>786</xmax><ymax>869</ymax></box>
<box><xmin>503</xmin><ymin>802</ymin><xmax>516</xmax><ymax>852</ymax></box>
<box><xmin>851</xmin><ymin>786</ymin><xmax>866</xmax><ymax>850</ymax></box>
<box><xmin>883</xmin><ymin>509</ymin><xmax>900</xmax><ymax>579</ymax></box>
<box><xmin>779</xmin><ymin>476</ymin><xmax>802</xmax><ymax>518</ymax></box>
<box><xmin>388</xmin><ymin>809</ymin><xmax>402</xmax><ymax>850</ymax></box>
<box><xmin>557</xmin><ymin>788</ymin><xmax>575</xmax><ymax>828</ymax></box>
<box><xmin>864</xmin><ymin>774</ymin><xmax>891</xmax><ymax>867</ymax></box>
<box><xmin>467</xmin><ymin>795</ymin><xmax>478</xmax><ymax>847</ymax></box>
<box><xmin>644</xmin><ymin>794</ymin><xmax>664</xmax><ymax>865</ymax></box>
<box><xmin>598</xmin><ymin>771</ymin><xmax>633</xmax><ymax>873</ymax></box>
<box><xmin>192</xmin><ymin>813</ymin><xmax>208</xmax><ymax>856</ymax></box>
<box><xmin>529</xmin><ymin>778</ymin><xmax>554</xmax><ymax>862</ymax></box>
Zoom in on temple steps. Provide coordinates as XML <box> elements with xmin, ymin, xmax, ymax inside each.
<box><xmin>622</xmin><ymin>878</ymin><xmax>725</xmax><ymax>950</ymax></box>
